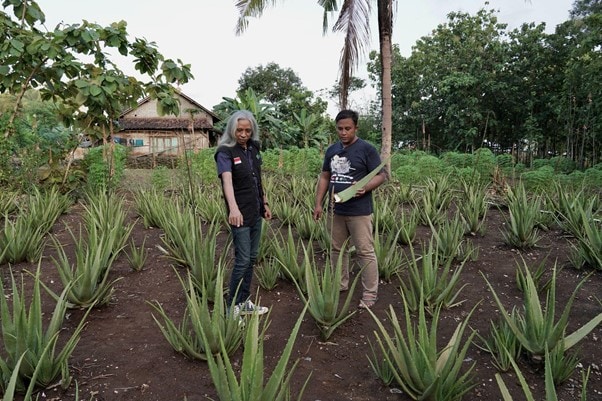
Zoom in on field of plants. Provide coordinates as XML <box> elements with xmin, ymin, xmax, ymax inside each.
<box><xmin>1</xmin><ymin>148</ymin><xmax>602</xmax><ymax>401</ymax></box>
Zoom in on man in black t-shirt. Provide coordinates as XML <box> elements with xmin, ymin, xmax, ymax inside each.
<box><xmin>313</xmin><ymin>109</ymin><xmax>387</xmax><ymax>309</ymax></box>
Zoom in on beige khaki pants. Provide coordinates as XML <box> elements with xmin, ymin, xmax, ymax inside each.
<box><xmin>328</xmin><ymin>214</ymin><xmax>378</xmax><ymax>301</ymax></box>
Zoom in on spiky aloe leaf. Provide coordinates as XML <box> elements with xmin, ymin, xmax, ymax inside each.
<box><xmin>333</xmin><ymin>157</ymin><xmax>388</xmax><ymax>203</ymax></box>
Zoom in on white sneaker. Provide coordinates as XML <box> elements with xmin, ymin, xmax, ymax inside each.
<box><xmin>238</xmin><ymin>300</ymin><xmax>268</xmax><ymax>315</ymax></box>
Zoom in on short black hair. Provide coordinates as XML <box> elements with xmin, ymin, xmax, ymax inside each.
<box><xmin>335</xmin><ymin>109</ymin><xmax>359</xmax><ymax>126</ymax></box>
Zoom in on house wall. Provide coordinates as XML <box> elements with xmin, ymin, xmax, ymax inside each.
<box><xmin>113</xmin><ymin>132</ymin><xmax>209</xmax><ymax>156</ymax></box>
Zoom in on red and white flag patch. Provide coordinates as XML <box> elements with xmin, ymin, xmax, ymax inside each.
<box><xmin>233</xmin><ymin>157</ymin><xmax>242</xmax><ymax>165</ymax></box>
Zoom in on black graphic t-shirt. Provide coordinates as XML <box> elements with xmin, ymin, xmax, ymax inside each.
<box><xmin>322</xmin><ymin>138</ymin><xmax>382</xmax><ymax>216</ymax></box>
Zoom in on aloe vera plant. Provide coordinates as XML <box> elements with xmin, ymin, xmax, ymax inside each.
<box><xmin>515</xmin><ymin>256</ymin><xmax>553</xmax><ymax>294</ymax></box>
<box><xmin>569</xmin><ymin>207</ymin><xmax>602</xmax><ymax>270</ymax></box>
<box><xmin>0</xmin><ymin>214</ymin><xmax>46</xmax><ymax>264</ymax></box>
<box><xmin>397</xmin><ymin>208</ymin><xmax>419</xmax><ymax>245</ymax></box>
<box><xmin>82</xmin><ymin>190</ymin><xmax>133</xmax><ymax>253</ymax></box>
<box><xmin>0</xmin><ymin>191</ymin><xmax>18</xmax><ymax>216</ymax></box>
<box><xmin>483</xmin><ymin>265</ymin><xmax>602</xmax><ymax>362</ymax></box>
<box><xmin>270</xmin><ymin>225</ymin><xmax>305</xmax><ymax>292</ymax></box>
<box><xmin>0</xmin><ymin>264</ymin><xmax>88</xmax><ymax>393</ymax></box>
<box><xmin>255</xmin><ymin>257</ymin><xmax>281</xmax><ymax>290</ymax></box>
<box><xmin>149</xmin><ymin>269</ymin><xmax>244</xmax><ymax>360</ymax></box>
<box><xmin>373</xmin><ymin>220</ymin><xmax>405</xmax><ymax>281</ymax></box>
<box><xmin>24</xmin><ymin>186</ymin><xmax>72</xmax><ymax>232</ymax></box>
<box><xmin>549</xmin><ymin>183</ymin><xmax>597</xmax><ymax>237</ymax></box>
<box><xmin>126</xmin><ymin>236</ymin><xmax>148</xmax><ymax>271</ymax></box>
<box><xmin>398</xmin><ymin>238</ymin><xmax>469</xmax><ymax>313</ymax></box>
<box><xmin>133</xmin><ymin>187</ymin><xmax>171</xmax><ymax>229</ymax></box>
<box><xmin>50</xmin><ymin>223</ymin><xmax>123</xmax><ymax>308</ymax></box>
<box><xmin>458</xmin><ymin>178</ymin><xmax>489</xmax><ymax>235</ymax></box>
<box><xmin>367</xmin><ymin>296</ymin><xmax>477</xmax><ymax>401</ymax></box>
<box><xmin>297</xmin><ymin>243</ymin><xmax>359</xmax><ymax>341</ymax></box>
<box><xmin>429</xmin><ymin>211</ymin><xmax>466</xmax><ymax>264</ymax></box>
<box><xmin>374</xmin><ymin>196</ymin><xmax>399</xmax><ymax>234</ymax></box>
<box><xmin>496</xmin><ymin>347</ymin><xmax>591</xmax><ymax>401</ymax></box>
<box><xmin>0</xmin><ymin>183</ymin><xmax>70</xmax><ymax>264</ymax></box>
<box><xmin>203</xmin><ymin>305</ymin><xmax>311</xmax><ymax>401</ymax></box>
<box><xmin>475</xmin><ymin>310</ymin><xmax>522</xmax><ymax>372</ymax></box>
<box><xmin>160</xmin><ymin>206</ymin><xmax>228</xmax><ymax>301</ymax></box>
<box><xmin>415</xmin><ymin>175</ymin><xmax>455</xmax><ymax>226</ymax></box>
<box><xmin>501</xmin><ymin>183</ymin><xmax>542</xmax><ymax>249</ymax></box>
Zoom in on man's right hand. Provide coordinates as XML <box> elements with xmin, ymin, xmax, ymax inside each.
<box><xmin>229</xmin><ymin>208</ymin><xmax>243</xmax><ymax>227</ymax></box>
<box><xmin>313</xmin><ymin>206</ymin><xmax>322</xmax><ymax>221</ymax></box>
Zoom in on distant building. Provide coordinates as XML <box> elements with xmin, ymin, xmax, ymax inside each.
<box><xmin>114</xmin><ymin>91</ymin><xmax>221</xmax><ymax>163</ymax></box>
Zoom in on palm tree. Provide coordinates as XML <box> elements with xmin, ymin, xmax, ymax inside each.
<box><xmin>235</xmin><ymin>0</ymin><xmax>394</xmax><ymax>173</ymax></box>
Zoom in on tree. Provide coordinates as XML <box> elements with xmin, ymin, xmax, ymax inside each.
<box><xmin>230</xmin><ymin>62</ymin><xmax>330</xmax><ymax>149</ymax></box>
<box><xmin>0</xmin><ymin>0</ymin><xmax>193</xmax><ymax>141</ymax></box>
<box><xmin>555</xmin><ymin>0</ymin><xmax>602</xmax><ymax>167</ymax></box>
<box><xmin>235</xmin><ymin>0</ymin><xmax>395</xmax><ymax>173</ymax></box>
<box><xmin>238</xmin><ymin>62</ymin><xmax>304</xmax><ymax>104</ymax></box>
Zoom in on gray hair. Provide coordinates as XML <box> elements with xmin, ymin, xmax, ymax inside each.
<box><xmin>218</xmin><ymin>110</ymin><xmax>260</xmax><ymax>147</ymax></box>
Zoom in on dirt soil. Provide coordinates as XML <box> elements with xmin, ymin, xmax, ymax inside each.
<box><xmin>2</xmin><ymin>175</ymin><xmax>602</xmax><ymax>401</ymax></box>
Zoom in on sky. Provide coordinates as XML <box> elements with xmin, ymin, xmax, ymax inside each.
<box><xmin>33</xmin><ymin>0</ymin><xmax>575</xmax><ymax>114</ymax></box>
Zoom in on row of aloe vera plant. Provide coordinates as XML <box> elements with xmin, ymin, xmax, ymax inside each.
<box><xmin>132</xmin><ymin>188</ymin><xmax>313</xmax><ymax>400</ymax></box>
<box><xmin>1</xmin><ymin>172</ymin><xmax>599</xmax><ymax>399</ymax></box>
<box><xmin>132</xmin><ymin>172</ymin><xmax>601</xmax><ymax>400</ymax></box>
<box><xmin>0</xmin><ymin>188</ymin><xmax>139</xmax><ymax>398</ymax></box>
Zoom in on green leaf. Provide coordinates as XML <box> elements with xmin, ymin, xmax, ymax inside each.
<box><xmin>334</xmin><ymin>157</ymin><xmax>389</xmax><ymax>203</ymax></box>
<box><xmin>89</xmin><ymin>84</ymin><xmax>102</xmax><ymax>97</ymax></box>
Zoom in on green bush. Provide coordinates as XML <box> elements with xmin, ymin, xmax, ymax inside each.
<box><xmin>441</xmin><ymin>151</ymin><xmax>473</xmax><ymax>168</ymax></box>
<box><xmin>83</xmin><ymin>144</ymin><xmax>127</xmax><ymax>191</ymax></box>
<box><xmin>531</xmin><ymin>158</ymin><xmax>550</xmax><ymax>170</ymax></box>
<box><xmin>392</xmin><ymin>164</ymin><xmax>421</xmax><ymax>184</ymax></box>
<box><xmin>151</xmin><ymin>166</ymin><xmax>171</xmax><ymax>190</ymax></box>
<box><xmin>550</xmin><ymin>156</ymin><xmax>576</xmax><ymax>174</ymax></box>
<box><xmin>262</xmin><ymin>147</ymin><xmax>322</xmax><ymax>176</ymax></box>
<box><xmin>186</xmin><ymin>148</ymin><xmax>219</xmax><ymax>183</ymax></box>
<box><xmin>496</xmin><ymin>154</ymin><xmax>514</xmax><ymax>168</ymax></box>
<box><xmin>521</xmin><ymin>166</ymin><xmax>555</xmax><ymax>192</ymax></box>
<box><xmin>584</xmin><ymin>167</ymin><xmax>602</xmax><ymax>188</ymax></box>
<box><xmin>472</xmin><ymin>148</ymin><xmax>496</xmax><ymax>179</ymax></box>
<box><xmin>416</xmin><ymin>154</ymin><xmax>445</xmax><ymax>177</ymax></box>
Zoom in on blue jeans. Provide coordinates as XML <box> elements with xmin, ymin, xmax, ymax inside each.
<box><xmin>228</xmin><ymin>218</ymin><xmax>262</xmax><ymax>305</ymax></box>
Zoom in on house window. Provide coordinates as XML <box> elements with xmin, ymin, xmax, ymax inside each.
<box><xmin>151</xmin><ymin>137</ymin><xmax>179</xmax><ymax>155</ymax></box>
<box><xmin>129</xmin><ymin>139</ymin><xmax>144</xmax><ymax>147</ymax></box>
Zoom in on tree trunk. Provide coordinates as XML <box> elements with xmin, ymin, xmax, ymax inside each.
<box><xmin>377</xmin><ymin>0</ymin><xmax>393</xmax><ymax>175</ymax></box>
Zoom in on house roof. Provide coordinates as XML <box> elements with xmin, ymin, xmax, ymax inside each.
<box><xmin>119</xmin><ymin>90</ymin><xmax>220</xmax><ymax>121</ymax></box>
<box><xmin>117</xmin><ymin>90</ymin><xmax>222</xmax><ymax>132</ymax></box>
<box><xmin>118</xmin><ymin>117</ymin><xmax>215</xmax><ymax>131</ymax></box>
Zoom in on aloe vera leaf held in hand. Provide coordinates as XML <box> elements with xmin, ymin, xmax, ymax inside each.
<box><xmin>334</xmin><ymin>157</ymin><xmax>388</xmax><ymax>203</ymax></box>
